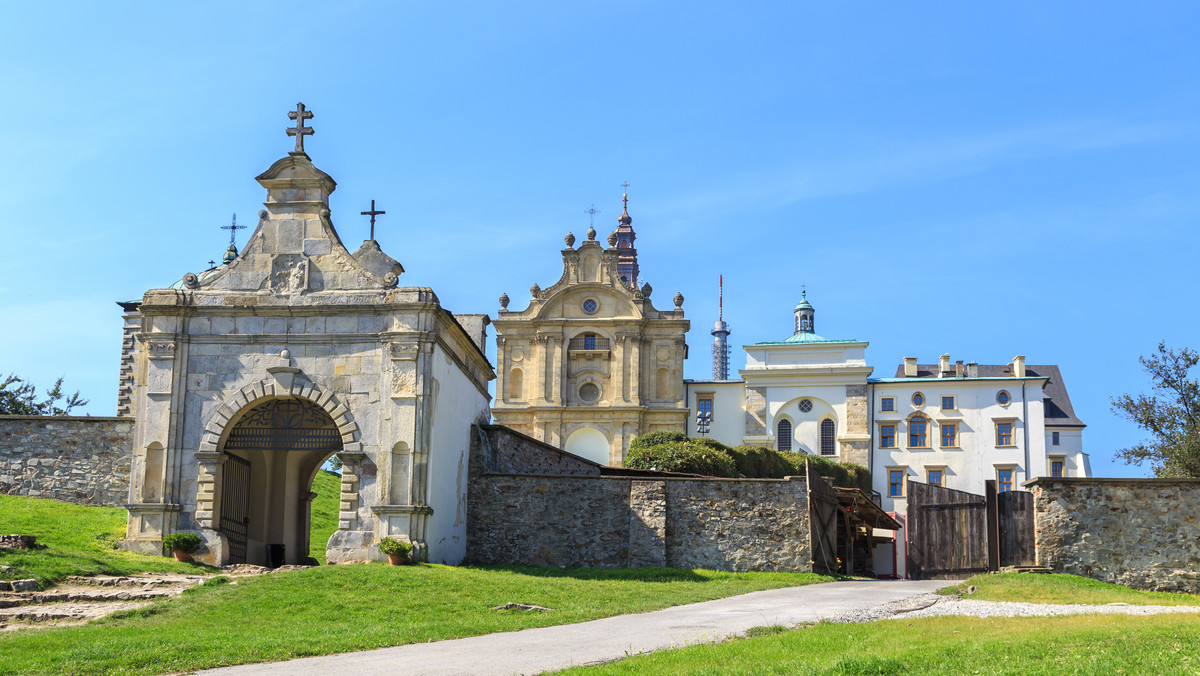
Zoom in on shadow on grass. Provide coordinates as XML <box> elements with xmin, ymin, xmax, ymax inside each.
<box><xmin>462</xmin><ymin>564</ymin><xmax>836</xmax><ymax>584</ymax></box>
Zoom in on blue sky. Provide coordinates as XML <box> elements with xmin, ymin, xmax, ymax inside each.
<box><xmin>2</xmin><ymin>2</ymin><xmax>1197</xmax><ymax>478</ymax></box>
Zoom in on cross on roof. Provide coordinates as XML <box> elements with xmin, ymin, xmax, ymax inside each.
<box><xmin>360</xmin><ymin>199</ymin><xmax>386</xmax><ymax>240</ymax></box>
<box><xmin>621</xmin><ymin>181</ymin><xmax>630</xmax><ymax>209</ymax></box>
<box><xmin>584</xmin><ymin>203</ymin><xmax>600</xmax><ymax>227</ymax></box>
<box><xmin>221</xmin><ymin>213</ymin><xmax>246</xmax><ymax>246</ymax></box>
<box><xmin>206</xmin><ymin>259</ymin><xmax>217</xmax><ymax>270</ymax></box>
<box><xmin>286</xmin><ymin>102</ymin><xmax>314</xmax><ymax>154</ymax></box>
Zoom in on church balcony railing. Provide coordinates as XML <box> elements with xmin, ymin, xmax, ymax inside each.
<box><xmin>568</xmin><ymin>337</ymin><xmax>610</xmax><ymax>354</ymax></box>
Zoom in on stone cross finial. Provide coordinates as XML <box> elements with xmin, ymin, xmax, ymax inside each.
<box><xmin>360</xmin><ymin>199</ymin><xmax>386</xmax><ymax>241</ymax></box>
<box><xmin>286</xmin><ymin>102</ymin><xmax>314</xmax><ymax>154</ymax></box>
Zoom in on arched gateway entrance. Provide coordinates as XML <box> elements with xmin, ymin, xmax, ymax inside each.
<box><xmin>217</xmin><ymin>398</ymin><xmax>342</xmax><ymax>566</ymax></box>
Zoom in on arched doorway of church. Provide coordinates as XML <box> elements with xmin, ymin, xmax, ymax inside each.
<box><xmin>564</xmin><ymin>427</ymin><xmax>611</xmax><ymax>466</ymax></box>
<box><xmin>218</xmin><ymin>398</ymin><xmax>343</xmax><ymax>566</ymax></box>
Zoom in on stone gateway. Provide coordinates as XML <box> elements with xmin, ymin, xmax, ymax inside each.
<box><xmin>119</xmin><ymin>105</ymin><xmax>493</xmax><ymax>566</ymax></box>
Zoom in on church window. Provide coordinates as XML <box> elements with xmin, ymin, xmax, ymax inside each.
<box><xmin>881</xmin><ymin>397</ymin><xmax>895</xmax><ymax>412</ymax></box>
<box><xmin>799</xmin><ymin>399</ymin><xmax>813</xmax><ymax>413</ymax></box>
<box><xmin>927</xmin><ymin>468</ymin><xmax>944</xmax><ymax>487</ymax></box>
<box><xmin>579</xmin><ymin>382</ymin><xmax>600</xmax><ymax>403</ymax></box>
<box><xmin>508</xmin><ymin>368</ymin><xmax>523</xmax><ymax>401</ymax></box>
<box><xmin>941</xmin><ymin>423</ymin><xmax>957</xmax><ymax>447</ymax></box>
<box><xmin>1052</xmin><ymin>431</ymin><xmax>1060</xmax><ymax>445</ymax></box>
<box><xmin>880</xmin><ymin>424</ymin><xmax>896</xmax><ymax>448</ymax></box>
<box><xmin>912</xmin><ymin>392</ymin><xmax>925</xmax><ymax>407</ymax></box>
<box><xmin>583</xmin><ymin>333</ymin><xmax>596</xmax><ymax>350</ymax></box>
<box><xmin>697</xmin><ymin>394</ymin><xmax>713</xmax><ymax>419</ymax></box>
<box><xmin>997</xmin><ymin>390</ymin><xmax>1011</xmax><ymax>406</ymax></box>
<box><xmin>888</xmin><ymin>469</ymin><xmax>905</xmax><ymax>497</ymax></box>
<box><xmin>909</xmin><ymin>416</ymin><xmax>929</xmax><ymax>448</ymax></box>
<box><xmin>1051</xmin><ymin>458</ymin><xmax>1065</xmax><ymax>477</ymax></box>
<box><xmin>820</xmin><ymin>419</ymin><xmax>836</xmax><ymax>455</ymax></box>
<box><xmin>941</xmin><ymin>396</ymin><xmax>955</xmax><ymax>410</ymax></box>
<box><xmin>777</xmin><ymin>419</ymin><xmax>792</xmax><ymax>452</ymax></box>
<box><xmin>996</xmin><ymin>467</ymin><xmax>1014</xmax><ymax>493</ymax></box>
<box><xmin>996</xmin><ymin>421</ymin><xmax>1014</xmax><ymax>446</ymax></box>
<box><xmin>582</xmin><ymin>299</ymin><xmax>598</xmax><ymax>314</ymax></box>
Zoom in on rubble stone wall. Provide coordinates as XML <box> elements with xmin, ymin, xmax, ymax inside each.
<box><xmin>1028</xmin><ymin>478</ymin><xmax>1200</xmax><ymax>592</ymax></box>
<box><xmin>0</xmin><ymin>416</ymin><xmax>133</xmax><ymax>506</ymax></box>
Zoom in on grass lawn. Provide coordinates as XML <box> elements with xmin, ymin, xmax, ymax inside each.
<box><xmin>554</xmin><ymin>613</ymin><xmax>1200</xmax><ymax>675</ymax></box>
<box><xmin>0</xmin><ymin>564</ymin><xmax>834</xmax><ymax>675</ymax></box>
<box><xmin>943</xmin><ymin>572</ymin><xmax>1200</xmax><ymax>606</ymax></box>
<box><xmin>308</xmin><ymin>468</ymin><xmax>340</xmax><ymax>564</ymax></box>
<box><xmin>0</xmin><ymin>495</ymin><xmax>208</xmax><ymax>587</ymax></box>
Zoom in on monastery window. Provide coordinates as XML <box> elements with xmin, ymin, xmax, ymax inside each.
<box><xmin>777</xmin><ymin>419</ymin><xmax>793</xmax><ymax>452</ymax></box>
<box><xmin>887</xmin><ymin>468</ymin><xmax>906</xmax><ymax>498</ymax></box>
<box><xmin>912</xmin><ymin>392</ymin><xmax>925</xmax><ymax>407</ymax></box>
<box><xmin>941</xmin><ymin>395</ymin><xmax>955</xmax><ymax>410</ymax></box>
<box><xmin>1051</xmin><ymin>458</ymin><xmax>1065</xmax><ymax>478</ymax></box>
<box><xmin>799</xmin><ymin>399</ymin><xmax>813</xmax><ymax>413</ymax></box>
<box><xmin>940</xmin><ymin>423</ymin><xmax>957</xmax><ymax>448</ymax></box>
<box><xmin>881</xmin><ymin>397</ymin><xmax>895</xmax><ymax>412</ymax></box>
<box><xmin>508</xmin><ymin>368</ymin><xmax>524</xmax><ymax>401</ymax></box>
<box><xmin>995</xmin><ymin>421</ymin><xmax>1015</xmax><ymax>447</ymax></box>
<box><xmin>1052</xmin><ymin>431</ymin><xmax>1060</xmax><ymax>446</ymax></box>
<box><xmin>583</xmin><ymin>333</ymin><xmax>596</xmax><ymax>350</ymax></box>
<box><xmin>996</xmin><ymin>467</ymin><xmax>1014</xmax><ymax>493</ymax></box>
<box><xmin>927</xmin><ymin>468</ymin><xmax>944</xmax><ymax>488</ymax></box>
<box><xmin>879</xmin><ymin>424</ymin><xmax>896</xmax><ymax>448</ymax></box>
<box><xmin>582</xmin><ymin>299</ymin><xmax>598</xmax><ymax>314</ymax></box>
<box><xmin>908</xmin><ymin>416</ymin><xmax>929</xmax><ymax>448</ymax></box>
<box><xmin>697</xmin><ymin>394</ymin><xmax>713</xmax><ymax>420</ymax></box>
<box><xmin>820</xmin><ymin>419</ymin><xmax>836</xmax><ymax>456</ymax></box>
<box><xmin>997</xmin><ymin>390</ymin><xmax>1011</xmax><ymax>406</ymax></box>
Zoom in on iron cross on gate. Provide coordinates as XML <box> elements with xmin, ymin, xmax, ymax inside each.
<box><xmin>360</xmin><ymin>200</ymin><xmax>385</xmax><ymax>240</ymax></box>
<box><xmin>286</xmin><ymin>102</ymin><xmax>314</xmax><ymax>154</ymax></box>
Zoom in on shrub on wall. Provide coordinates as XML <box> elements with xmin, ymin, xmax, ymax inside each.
<box><xmin>727</xmin><ymin>445</ymin><xmax>797</xmax><ymax>479</ymax></box>
<box><xmin>624</xmin><ymin>441</ymin><xmax>737</xmax><ymax>478</ymax></box>
<box><xmin>627</xmin><ymin>431</ymin><xmax>690</xmax><ymax>453</ymax></box>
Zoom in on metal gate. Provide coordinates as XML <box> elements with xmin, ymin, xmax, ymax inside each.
<box><xmin>906</xmin><ymin>479</ymin><xmax>989</xmax><ymax>579</ymax></box>
<box><xmin>219</xmin><ymin>454</ymin><xmax>251</xmax><ymax>564</ymax></box>
<box><xmin>807</xmin><ymin>460</ymin><xmax>840</xmax><ymax>576</ymax></box>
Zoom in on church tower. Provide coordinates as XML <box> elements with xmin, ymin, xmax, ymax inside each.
<box><xmin>614</xmin><ymin>190</ymin><xmax>639</xmax><ymax>286</ymax></box>
<box><xmin>492</xmin><ymin>214</ymin><xmax>689</xmax><ymax>466</ymax></box>
<box><xmin>794</xmin><ymin>288</ymin><xmax>815</xmax><ymax>334</ymax></box>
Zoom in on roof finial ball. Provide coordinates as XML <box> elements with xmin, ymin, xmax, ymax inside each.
<box><xmin>607</xmin><ymin>231</ymin><xmax>618</xmax><ymax>248</ymax></box>
<box><xmin>499</xmin><ymin>292</ymin><xmax>510</xmax><ymax>310</ymax></box>
<box><xmin>673</xmin><ymin>292</ymin><xmax>684</xmax><ymax>309</ymax></box>
<box><xmin>530</xmin><ymin>282</ymin><xmax>541</xmax><ymax>298</ymax></box>
<box><xmin>641</xmin><ymin>282</ymin><xmax>653</xmax><ymax>298</ymax></box>
<box><xmin>565</xmin><ymin>232</ymin><xmax>576</xmax><ymax>248</ymax></box>
<box><xmin>587</xmin><ymin>226</ymin><xmax>597</xmax><ymax>241</ymax></box>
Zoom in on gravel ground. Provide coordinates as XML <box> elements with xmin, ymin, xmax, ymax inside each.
<box><xmin>829</xmin><ymin>593</ymin><xmax>1200</xmax><ymax>624</ymax></box>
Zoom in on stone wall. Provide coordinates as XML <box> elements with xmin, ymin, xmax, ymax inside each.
<box><xmin>0</xmin><ymin>416</ymin><xmax>134</xmax><ymax>506</ymax></box>
<box><xmin>1028</xmin><ymin>478</ymin><xmax>1200</xmax><ymax>593</ymax></box>
<box><xmin>475</xmin><ymin>424</ymin><xmax>601</xmax><ymax>476</ymax></box>
<box><xmin>467</xmin><ymin>424</ymin><xmax>811</xmax><ymax>572</ymax></box>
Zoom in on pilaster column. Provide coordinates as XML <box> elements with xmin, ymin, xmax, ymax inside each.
<box><xmin>194</xmin><ymin>451</ymin><xmax>224</xmax><ymax>529</ymax></box>
<box><xmin>551</xmin><ymin>336</ymin><xmax>563</xmax><ymax>405</ymax></box>
<box><xmin>337</xmin><ymin>450</ymin><xmax>366</xmax><ymax>530</ymax></box>
<box><xmin>630</xmin><ymin>337</ymin><xmax>642</xmax><ymax>404</ymax></box>
<box><xmin>613</xmin><ymin>335</ymin><xmax>625</xmax><ymax>404</ymax></box>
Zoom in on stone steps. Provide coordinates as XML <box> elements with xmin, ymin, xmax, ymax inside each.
<box><xmin>0</xmin><ymin>573</ymin><xmax>206</xmax><ymax>631</ymax></box>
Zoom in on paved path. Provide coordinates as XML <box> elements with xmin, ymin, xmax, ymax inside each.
<box><xmin>199</xmin><ymin>579</ymin><xmax>953</xmax><ymax>676</ymax></box>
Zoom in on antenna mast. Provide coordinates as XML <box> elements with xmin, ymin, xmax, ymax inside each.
<box><xmin>711</xmin><ymin>275</ymin><xmax>731</xmax><ymax>380</ymax></box>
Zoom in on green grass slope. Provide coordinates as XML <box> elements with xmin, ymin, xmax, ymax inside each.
<box><xmin>0</xmin><ymin>564</ymin><xmax>833</xmax><ymax>675</ymax></box>
<box><xmin>0</xmin><ymin>495</ymin><xmax>206</xmax><ymax>587</ymax></box>
<box><xmin>943</xmin><ymin>572</ymin><xmax>1200</xmax><ymax>606</ymax></box>
<box><xmin>308</xmin><ymin>469</ymin><xmax>340</xmax><ymax>564</ymax></box>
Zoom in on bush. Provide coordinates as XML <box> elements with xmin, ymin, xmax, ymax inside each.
<box><xmin>803</xmin><ymin>454</ymin><xmax>872</xmax><ymax>492</ymax></box>
<box><xmin>162</xmin><ymin>532</ymin><xmax>202</xmax><ymax>554</ymax></box>
<box><xmin>727</xmin><ymin>445</ymin><xmax>798</xmax><ymax>479</ymax></box>
<box><xmin>628</xmin><ymin>430</ymin><xmax>689</xmax><ymax>453</ymax></box>
<box><xmin>378</xmin><ymin>537</ymin><xmax>413</xmax><ymax>557</ymax></box>
<box><xmin>624</xmin><ymin>441</ymin><xmax>737</xmax><ymax>478</ymax></box>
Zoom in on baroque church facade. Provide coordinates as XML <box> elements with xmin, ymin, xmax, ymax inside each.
<box><xmin>490</xmin><ymin>197</ymin><xmax>690</xmax><ymax>465</ymax></box>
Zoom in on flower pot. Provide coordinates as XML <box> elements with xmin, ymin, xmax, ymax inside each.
<box><xmin>387</xmin><ymin>552</ymin><xmax>407</xmax><ymax>566</ymax></box>
<box><xmin>172</xmin><ymin>549</ymin><xmax>193</xmax><ymax>563</ymax></box>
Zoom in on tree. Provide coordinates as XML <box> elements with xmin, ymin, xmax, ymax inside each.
<box><xmin>0</xmin><ymin>373</ymin><xmax>88</xmax><ymax>416</ymax></box>
<box><xmin>1111</xmin><ymin>342</ymin><xmax>1200</xmax><ymax>478</ymax></box>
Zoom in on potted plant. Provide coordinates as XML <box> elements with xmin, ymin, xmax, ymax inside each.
<box><xmin>378</xmin><ymin>537</ymin><xmax>413</xmax><ymax>566</ymax></box>
<box><xmin>163</xmin><ymin>532</ymin><xmax>202</xmax><ymax>562</ymax></box>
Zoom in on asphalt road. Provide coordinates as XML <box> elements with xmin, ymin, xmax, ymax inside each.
<box><xmin>198</xmin><ymin>579</ymin><xmax>954</xmax><ymax>676</ymax></box>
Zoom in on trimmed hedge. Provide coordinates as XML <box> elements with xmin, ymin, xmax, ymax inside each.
<box><xmin>625</xmin><ymin>432</ymin><xmax>872</xmax><ymax>490</ymax></box>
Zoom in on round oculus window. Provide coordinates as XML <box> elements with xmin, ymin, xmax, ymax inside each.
<box><xmin>912</xmin><ymin>392</ymin><xmax>925</xmax><ymax>406</ymax></box>
<box><xmin>582</xmin><ymin>299</ymin><xmax>598</xmax><ymax>314</ymax></box>
<box><xmin>798</xmin><ymin>399</ymin><xmax>813</xmax><ymax>413</ymax></box>
<box><xmin>579</xmin><ymin>382</ymin><xmax>600</xmax><ymax>403</ymax></box>
<box><xmin>997</xmin><ymin>390</ymin><xmax>1011</xmax><ymax>406</ymax></box>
